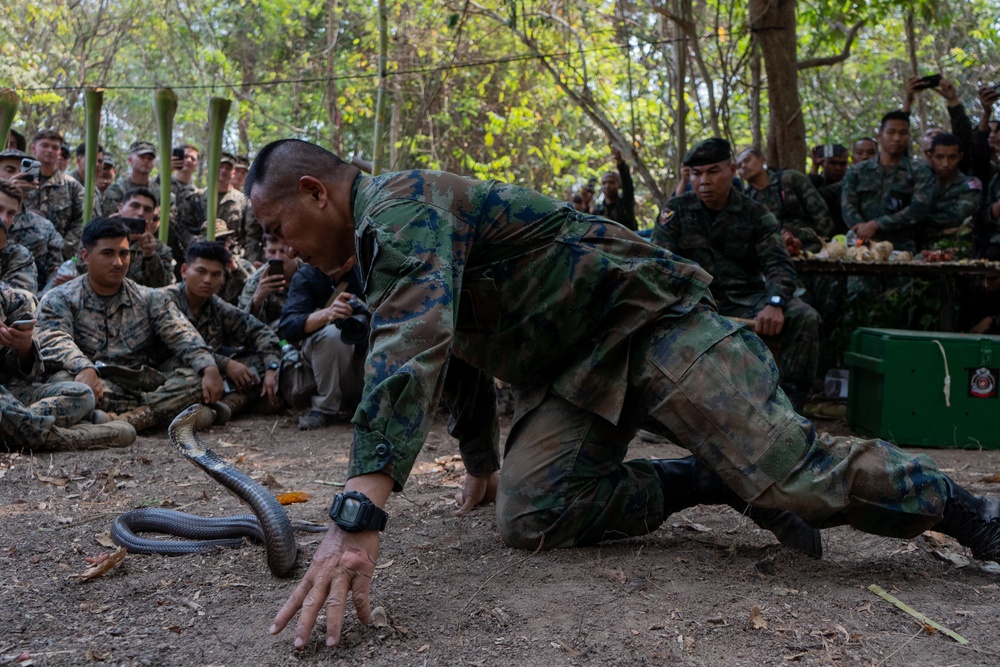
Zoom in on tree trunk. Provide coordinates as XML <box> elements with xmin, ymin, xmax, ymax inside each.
<box><xmin>672</xmin><ymin>0</ymin><xmax>688</xmax><ymax>174</ymax></box>
<box><xmin>748</xmin><ymin>0</ymin><xmax>805</xmax><ymax>170</ymax></box>
<box><xmin>325</xmin><ymin>0</ymin><xmax>344</xmax><ymax>155</ymax></box>
<box><xmin>750</xmin><ymin>36</ymin><xmax>762</xmax><ymax>149</ymax></box>
<box><xmin>372</xmin><ymin>0</ymin><xmax>389</xmax><ymax>174</ymax></box>
<box><xmin>905</xmin><ymin>13</ymin><xmax>926</xmax><ymax>135</ymax></box>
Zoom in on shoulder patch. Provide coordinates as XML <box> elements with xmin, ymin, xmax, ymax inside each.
<box><xmin>968</xmin><ymin>178</ymin><xmax>983</xmax><ymax>191</ymax></box>
<box><xmin>658</xmin><ymin>208</ymin><xmax>675</xmax><ymax>226</ymax></box>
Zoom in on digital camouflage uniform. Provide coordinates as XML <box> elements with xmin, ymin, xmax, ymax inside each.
<box><xmin>343</xmin><ymin>169</ymin><xmax>950</xmax><ymax>550</ymax></box>
<box><xmin>101</xmin><ymin>176</ymin><xmax>158</xmax><ymax>218</ymax></box>
<box><xmin>23</xmin><ymin>169</ymin><xmax>86</xmax><ymax>259</ymax></box>
<box><xmin>591</xmin><ymin>161</ymin><xmax>637</xmax><ymax>231</ymax></box>
<box><xmin>909</xmin><ymin>163</ymin><xmax>983</xmax><ymax>249</ymax></box>
<box><xmin>651</xmin><ymin>189</ymin><xmax>820</xmax><ymax>401</ymax></box>
<box><xmin>0</xmin><ymin>242</ymin><xmax>38</xmax><ymax>294</ymax></box>
<box><xmin>36</xmin><ymin>275</ymin><xmax>218</xmax><ymax>423</ymax></box>
<box><xmin>239</xmin><ymin>262</ymin><xmax>298</xmax><ymax>329</ymax></box>
<box><xmin>159</xmin><ymin>282</ymin><xmax>281</xmax><ymax>381</ymax></box>
<box><xmin>11</xmin><ymin>207</ymin><xmax>64</xmax><ymax>286</ymax></box>
<box><xmin>0</xmin><ymin>283</ymin><xmax>94</xmax><ymax>449</ymax></box>
<box><xmin>745</xmin><ymin>169</ymin><xmax>834</xmax><ymax>252</ymax></box>
<box><xmin>127</xmin><ymin>239</ymin><xmax>175</xmax><ymax>288</ymax></box>
<box><xmin>841</xmin><ymin>156</ymin><xmax>935</xmax><ymax>253</ymax></box>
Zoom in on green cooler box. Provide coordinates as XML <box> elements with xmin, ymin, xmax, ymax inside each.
<box><xmin>845</xmin><ymin>328</ymin><xmax>1000</xmax><ymax>449</ymax></box>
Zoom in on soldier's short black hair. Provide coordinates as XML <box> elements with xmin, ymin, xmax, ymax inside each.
<box><xmin>81</xmin><ymin>217</ymin><xmax>131</xmax><ymax>249</ymax></box>
<box><xmin>32</xmin><ymin>129</ymin><xmax>63</xmax><ymax>145</ymax></box>
<box><xmin>929</xmin><ymin>132</ymin><xmax>961</xmax><ymax>152</ymax></box>
<box><xmin>244</xmin><ymin>139</ymin><xmax>347</xmax><ymax>202</ymax></box>
<box><xmin>262</xmin><ymin>233</ymin><xmax>280</xmax><ymax>245</ymax></box>
<box><xmin>122</xmin><ymin>186</ymin><xmax>158</xmax><ymax>207</ymax></box>
<box><xmin>879</xmin><ymin>110</ymin><xmax>910</xmax><ymax>130</ymax></box>
<box><xmin>60</xmin><ymin>144</ymin><xmax>71</xmax><ymax>159</ymax></box>
<box><xmin>185</xmin><ymin>241</ymin><xmax>232</xmax><ymax>267</ymax></box>
<box><xmin>75</xmin><ymin>142</ymin><xmax>105</xmax><ymax>157</ymax></box>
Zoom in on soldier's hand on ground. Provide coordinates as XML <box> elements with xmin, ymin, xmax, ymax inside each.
<box><xmin>455</xmin><ymin>471</ymin><xmax>499</xmax><ymax>516</ymax></box>
<box><xmin>852</xmin><ymin>220</ymin><xmax>879</xmax><ymax>242</ymax></box>
<box><xmin>201</xmin><ymin>366</ymin><xmax>225</xmax><ymax>403</ymax></box>
<box><xmin>261</xmin><ymin>369</ymin><xmax>280</xmax><ymax>405</ymax></box>
<box><xmin>75</xmin><ymin>367</ymin><xmax>104</xmax><ymax>402</ymax></box>
<box><xmin>270</xmin><ymin>526</ymin><xmax>380</xmax><ymax>648</ymax></box>
<box><xmin>224</xmin><ymin>359</ymin><xmax>257</xmax><ymax>391</ymax></box>
<box><xmin>755</xmin><ymin>304</ymin><xmax>785</xmax><ymax>337</ymax></box>
<box><xmin>971</xmin><ymin>316</ymin><xmax>994</xmax><ymax>335</ymax></box>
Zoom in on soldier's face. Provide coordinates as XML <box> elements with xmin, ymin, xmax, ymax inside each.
<box><xmin>0</xmin><ymin>192</ymin><xmax>19</xmax><ymax>229</ymax></box>
<box><xmin>929</xmin><ymin>144</ymin><xmax>962</xmax><ymax>181</ymax></box>
<box><xmin>130</xmin><ymin>152</ymin><xmax>155</xmax><ymax>176</ymax></box>
<box><xmin>82</xmin><ymin>237</ymin><xmax>130</xmax><ymax>293</ymax></box>
<box><xmin>264</xmin><ymin>240</ymin><xmax>296</xmax><ymax>273</ymax></box>
<box><xmin>232</xmin><ymin>166</ymin><xmax>247</xmax><ymax>190</ymax></box>
<box><xmin>822</xmin><ymin>157</ymin><xmax>848</xmax><ymax>182</ymax></box>
<box><xmin>736</xmin><ymin>151</ymin><xmax>765</xmax><ymax>181</ymax></box>
<box><xmin>182</xmin><ymin>258</ymin><xmax>227</xmax><ymax>299</ymax></box>
<box><xmin>600</xmin><ymin>173</ymin><xmax>620</xmax><ymax>200</ymax></box>
<box><xmin>877</xmin><ymin>120</ymin><xmax>910</xmax><ymax>159</ymax></box>
<box><xmin>32</xmin><ymin>138</ymin><xmax>61</xmax><ymax>168</ymax></box>
<box><xmin>219</xmin><ymin>162</ymin><xmax>233</xmax><ymax>189</ymax></box>
<box><xmin>690</xmin><ymin>160</ymin><xmax>736</xmax><ymax>211</ymax></box>
<box><xmin>182</xmin><ymin>148</ymin><xmax>199</xmax><ymax>174</ymax></box>
<box><xmin>852</xmin><ymin>140</ymin><xmax>877</xmax><ymax>163</ymax></box>
<box><xmin>0</xmin><ymin>159</ymin><xmax>19</xmax><ymax>180</ymax></box>
<box><xmin>119</xmin><ymin>195</ymin><xmax>158</xmax><ymax>233</ymax></box>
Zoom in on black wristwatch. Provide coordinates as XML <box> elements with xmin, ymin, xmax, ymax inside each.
<box><xmin>329</xmin><ymin>491</ymin><xmax>388</xmax><ymax>532</ymax></box>
<box><xmin>266</xmin><ymin>361</ymin><xmax>280</xmax><ymax>371</ymax></box>
<box><xmin>768</xmin><ymin>295</ymin><xmax>786</xmax><ymax>309</ymax></box>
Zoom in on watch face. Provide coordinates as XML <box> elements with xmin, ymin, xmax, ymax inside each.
<box><xmin>339</xmin><ymin>497</ymin><xmax>362</xmax><ymax>523</ymax></box>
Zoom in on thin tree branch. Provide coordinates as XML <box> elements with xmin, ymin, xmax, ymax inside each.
<box><xmin>797</xmin><ymin>21</ymin><xmax>863</xmax><ymax>69</ymax></box>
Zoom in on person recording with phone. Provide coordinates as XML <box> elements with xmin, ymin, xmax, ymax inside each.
<box><xmin>239</xmin><ymin>234</ymin><xmax>302</xmax><ymax>330</ymax></box>
<box><xmin>903</xmin><ymin>75</ymin><xmax>977</xmax><ymax>173</ymax></box>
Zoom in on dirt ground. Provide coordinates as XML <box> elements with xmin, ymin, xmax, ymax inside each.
<box><xmin>3</xmin><ymin>410</ymin><xmax>1000</xmax><ymax>667</ymax></box>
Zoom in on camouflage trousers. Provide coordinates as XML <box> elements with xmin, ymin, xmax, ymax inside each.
<box><xmin>51</xmin><ymin>367</ymin><xmax>206</xmax><ymax>427</ymax></box>
<box><xmin>718</xmin><ymin>295</ymin><xmax>820</xmax><ymax>392</ymax></box>
<box><xmin>0</xmin><ymin>381</ymin><xmax>95</xmax><ymax>448</ymax></box>
<box><xmin>495</xmin><ymin>307</ymin><xmax>948</xmax><ymax>550</ymax></box>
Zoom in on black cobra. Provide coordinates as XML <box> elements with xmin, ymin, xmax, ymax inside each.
<box><xmin>111</xmin><ymin>404</ymin><xmax>324</xmax><ymax>577</ymax></box>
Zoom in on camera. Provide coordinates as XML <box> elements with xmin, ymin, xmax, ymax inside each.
<box><xmin>121</xmin><ymin>217</ymin><xmax>148</xmax><ymax>235</ymax></box>
<box><xmin>913</xmin><ymin>73</ymin><xmax>941</xmax><ymax>91</ymax></box>
<box><xmin>19</xmin><ymin>158</ymin><xmax>41</xmax><ymax>182</ymax></box>
<box><xmin>267</xmin><ymin>258</ymin><xmax>284</xmax><ymax>276</ymax></box>
<box><xmin>335</xmin><ymin>297</ymin><xmax>371</xmax><ymax>346</ymax></box>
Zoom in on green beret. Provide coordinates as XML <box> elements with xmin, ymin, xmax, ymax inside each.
<box><xmin>683</xmin><ymin>138</ymin><xmax>732</xmax><ymax>167</ymax></box>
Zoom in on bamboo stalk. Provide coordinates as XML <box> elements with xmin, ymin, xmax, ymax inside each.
<box><xmin>154</xmin><ymin>88</ymin><xmax>179</xmax><ymax>244</ymax></box>
<box><xmin>371</xmin><ymin>0</ymin><xmax>389</xmax><ymax>175</ymax></box>
<box><xmin>0</xmin><ymin>89</ymin><xmax>18</xmax><ymax>151</ymax></box>
<box><xmin>82</xmin><ymin>88</ymin><xmax>104</xmax><ymax>226</ymax></box>
<box><xmin>204</xmin><ymin>97</ymin><xmax>232</xmax><ymax>241</ymax></box>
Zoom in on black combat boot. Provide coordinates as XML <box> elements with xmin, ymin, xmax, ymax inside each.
<box><xmin>651</xmin><ymin>456</ymin><xmax>822</xmax><ymax>558</ymax></box>
<box><xmin>934</xmin><ymin>477</ymin><xmax>1000</xmax><ymax>561</ymax></box>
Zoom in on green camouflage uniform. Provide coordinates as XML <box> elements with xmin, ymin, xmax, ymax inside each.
<box><xmin>910</xmin><ymin>163</ymin><xmax>983</xmax><ymax>249</ymax></box>
<box><xmin>159</xmin><ymin>282</ymin><xmax>281</xmax><ymax>379</ymax></box>
<box><xmin>591</xmin><ymin>161</ymin><xmax>637</xmax><ymax>231</ymax></box>
<box><xmin>342</xmin><ymin>169</ymin><xmax>950</xmax><ymax>550</ymax></box>
<box><xmin>11</xmin><ymin>208</ymin><xmax>64</xmax><ymax>286</ymax></box>
<box><xmin>841</xmin><ymin>157</ymin><xmax>935</xmax><ymax>253</ymax></box>
<box><xmin>651</xmin><ymin>190</ymin><xmax>820</xmax><ymax>398</ymax></box>
<box><xmin>745</xmin><ymin>169</ymin><xmax>834</xmax><ymax>252</ymax></box>
<box><xmin>809</xmin><ymin>174</ymin><xmax>845</xmax><ymax>232</ymax></box>
<box><xmin>0</xmin><ymin>283</ymin><xmax>94</xmax><ymax>449</ymax></box>
<box><xmin>23</xmin><ymin>169</ymin><xmax>86</xmax><ymax>259</ymax></box>
<box><xmin>102</xmin><ymin>176</ymin><xmax>157</xmax><ymax>217</ymax></box>
<box><xmin>0</xmin><ymin>242</ymin><xmax>38</xmax><ymax>294</ymax></box>
<box><xmin>36</xmin><ymin>275</ymin><xmax>217</xmax><ymax>422</ymax></box>
<box><xmin>238</xmin><ymin>262</ymin><xmax>299</xmax><ymax>329</ymax></box>
<box><xmin>127</xmin><ymin>239</ymin><xmax>175</xmax><ymax>288</ymax></box>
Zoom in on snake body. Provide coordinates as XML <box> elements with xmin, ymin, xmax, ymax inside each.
<box><xmin>111</xmin><ymin>404</ymin><xmax>320</xmax><ymax>577</ymax></box>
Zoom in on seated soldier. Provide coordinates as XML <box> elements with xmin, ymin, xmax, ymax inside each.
<box><xmin>278</xmin><ymin>262</ymin><xmax>366</xmax><ymax>430</ymax></box>
<box><xmin>239</xmin><ymin>233</ymin><xmax>301</xmax><ymax>329</ymax></box>
<box><xmin>160</xmin><ymin>241</ymin><xmax>281</xmax><ymax>420</ymax></box>
<box><xmin>36</xmin><ymin>218</ymin><xmax>224</xmax><ymax>432</ymax></box>
<box><xmin>0</xmin><ymin>180</ymin><xmax>40</xmax><ymax>293</ymax></box>
<box><xmin>653</xmin><ymin>139</ymin><xmax>820</xmax><ymax>410</ymax></box>
<box><xmin>207</xmin><ymin>219</ymin><xmax>256</xmax><ymax>305</ymax></box>
<box><xmin>0</xmin><ymin>280</ymin><xmax>135</xmax><ymax>451</ymax></box>
<box><xmin>117</xmin><ymin>186</ymin><xmax>175</xmax><ymax>287</ymax></box>
<box><xmin>0</xmin><ymin>149</ymin><xmax>65</xmax><ymax>286</ymax></box>
<box><xmin>737</xmin><ymin>147</ymin><xmax>834</xmax><ymax>252</ymax></box>
<box><xmin>912</xmin><ymin>133</ymin><xmax>983</xmax><ymax>250</ymax></box>
<box><xmin>808</xmin><ymin>144</ymin><xmax>849</xmax><ymax>231</ymax></box>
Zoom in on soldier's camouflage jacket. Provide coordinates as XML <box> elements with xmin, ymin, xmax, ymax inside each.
<box><xmin>346</xmin><ymin>170</ymin><xmax>712</xmax><ymax>489</ymax></box>
<box><xmin>0</xmin><ymin>283</ymin><xmax>43</xmax><ymax>385</ymax></box>
<box><xmin>0</xmin><ymin>242</ymin><xmax>38</xmax><ymax>294</ymax></box>
<box><xmin>651</xmin><ymin>190</ymin><xmax>796</xmax><ymax>309</ymax></box>
<box><xmin>912</xmin><ymin>164</ymin><xmax>983</xmax><ymax>248</ymax></box>
<box><xmin>11</xmin><ymin>208</ymin><xmax>65</xmax><ymax>285</ymax></box>
<box><xmin>127</xmin><ymin>239</ymin><xmax>175</xmax><ymax>288</ymax></box>
<box><xmin>841</xmin><ymin>156</ymin><xmax>934</xmax><ymax>252</ymax></box>
<box><xmin>744</xmin><ymin>169</ymin><xmax>834</xmax><ymax>251</ymax></box>
<box><xmin>160</xmin><ymin>283</ymin><xmax>280</xmax><ymax>373</ymax></box>
<box><xmin>23</xmin><ymin>169</ymin><xmax>86</xmax><ymax>260</ymax></box>
<box><xmin>36</xmin><ymin>275</ymin><xmax>216</xmax><ymax>375</ymax></box>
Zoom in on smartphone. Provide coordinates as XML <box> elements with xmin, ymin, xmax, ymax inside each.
<box><xmin>19</xmin><ymin>158</ymin><xmax>41</xmax><ymax>182</ymax></box>
<box><xmin>121</xmin><ymin>217</ymin><xmax>148</xmax><ymax>235</ymax></box>
<box><xmin>914</xmin><ymin>73</ymin><xmax>942</xmax><ymax>90</ymax></box>
<box><xmin>172</xmin><ymin>147</ymin><xmax>184</xmax><ymax>160</ymax></box>
<box><xmin>11</xmin><ymin>319</ymin><xmax>36</xmax><ymax>330</ymax></box>
<box><xmin>267</xmin><ymin>258</ymin><xmax>284</xmax><ymax>276</ymax></box>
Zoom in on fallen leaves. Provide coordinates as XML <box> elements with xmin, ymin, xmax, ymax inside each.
<box><xmin>749</xmin><ymin>605</ymin><xmax>768</xmax><ymax>630</ymax></box>
<box><xmin>35</xmin><ymin>472</ymin><xmax>69</xmax><ymax>487</ymax></box>
<box><xmin>275</xmin><ymin>491</ymin><xmax>310</xmax><ymax>505</ymax></box>
<box><xmin>68</xmin><ymin>547</ymin><xmax>126</xmax><ymax>582</ymax></box>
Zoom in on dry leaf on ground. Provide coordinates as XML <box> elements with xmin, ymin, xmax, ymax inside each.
<box><xmin>750</xmin><ymin>606</ymin><xmax>768</xmax><ymax>630</ymax></box>
<box><xmin>68</xmin><ymin>547</ymin><xmax>126</xmax><ymax>582</ymax></box>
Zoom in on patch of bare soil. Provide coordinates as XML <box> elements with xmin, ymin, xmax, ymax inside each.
<box><xmin>3</xmin><ymin>413</ymin><xmax>1000</xmax><ymax>666</ymax></box>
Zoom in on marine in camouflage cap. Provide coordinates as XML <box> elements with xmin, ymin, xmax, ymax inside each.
<box><xmin>244</xmin><ymin>138</ymin><xmax>1000</xmax><ymax>650</ymax></box>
